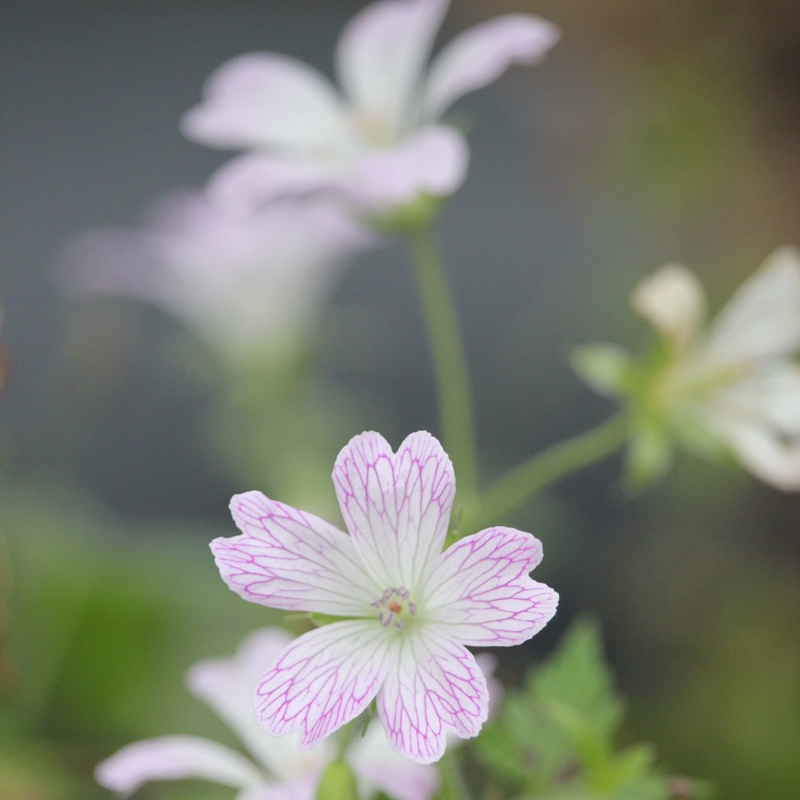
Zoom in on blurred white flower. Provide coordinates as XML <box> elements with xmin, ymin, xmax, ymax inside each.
<box><xmin>182</xmin><ymin>0</ymin><xmax>559</xmax><ymax>215</ymax></box>
<box><xmin>96</xmin><ymin>627</ymin><xmax>439</xmax><ymax>800</ymax></box>
<box><xmin>59</xmin><ymin>191</ymin><xmax>372</xmax><ymax>362</ymax></box>
<box><xmin>574</xmin><ymin>248</ymin><xmax>800</xmax><ymax>490</ymax></box>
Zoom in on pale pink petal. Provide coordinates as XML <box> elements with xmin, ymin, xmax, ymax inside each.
<box><xmin>349</xmin><ymin>720</ymin><xmax>440</xmax><ymax>800</ymax></box>
<box><xmin>332</xmin><ymin>431</ymin><xmax>455</xmax><ymax>590</ymax></box>
<box><xmin>213</xmin><ymin>491</ymin><xmax>380</xmax><ymax>616</ymax></box>
<box><xmin>95</xmin><ymin>736</ymin><xmax>265</xmax><ymax>795</ymax></box>
<box><xmin>335</xmin><ymin>0</ymin><xmax>449</xmax><ymax>134</ymax></box>
<box><xmin>206</xmin><ymin>153</ymin><xmax>348</xmax><ymax>216</ymax></box>
<box><xmin>348</xmin><ymin>125</ymin><xmax>468</xmax><ymax>208</ymax></box>
<box><xmin>376</xmin><ymin>629</ymin><xmax>488</xmax><ymax>763</ymax></box>
<box><xmin>474</xmin><ymin>652</ymin><xmax>503</xmax><ymax>720</ymax></box>
<box><xmin>181</xmin><ymin>53</ymin><xmax>350</xmax><ymax>153</ymax></box>
<box><xmin>425</xmin><ymin>527</ymin><xmax>558</xmax><ymax>647</ymax></box>
<box><xmin>58</xmin><ymin>191</ymin><xmax>373</xmax><ymax>359</ymax></box>
<box><xmin>702</xmin><ymin>246</ymin><xmax>800</xmax><ymax>365</ymax></box>
<box><xmin>255</xmin><ymin>621</ymin><xmax>394</xmax><ymax>748</ymax></box>
<box><xmin>145</xmin><ymin>192</ymin><xmax>372</xmax><ymax>355</ymax></box>
<box><xmin>188</xmin><ymin>628</ymin><xmax>308</xmax><ymax>775</ymax></box>
<box><xmin>422</xmin><ymin>14</ymin><xmax>560</xmax><ymax>119</ymax></box>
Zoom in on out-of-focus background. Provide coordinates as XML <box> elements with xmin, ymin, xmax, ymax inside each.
<box><xmin>2</xmin><ymin>1</ymin><xmax>799</xmax><ymax>797</ymax></box>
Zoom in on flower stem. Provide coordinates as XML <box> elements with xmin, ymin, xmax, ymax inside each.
<box><xmin>335</xmin><ymin>709</ymin><xmax>370</xmax><ymax>760</ymax></box>
<box><xmin>460</xmin><ymin>413</ymin><xmax>628</xmax><ymax>534</ymax></box>
<box><xmin>407</xmin><ymin>225</ymin><xmax>479</xmax><ymax>501</ymax></box>
<box><xmin>438</xmin><ymin>748</ymin><xmax>473</xmax><ymax>800</ymax></box>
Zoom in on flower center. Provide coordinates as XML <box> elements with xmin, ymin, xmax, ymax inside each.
<box><xmin>371</xmin><ymin>586</ymin><xmax>417</xmax><ymax>629</ymax></box>
<box><xmin>349</xmin><ymin>110</ymin><xmax>394</xmax><ymax>146</ymax></box>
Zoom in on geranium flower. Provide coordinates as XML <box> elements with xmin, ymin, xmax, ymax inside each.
<box><xmin>182</xmin><ymin>0</ymin><xmax>559</xmax><ymax>214</ymax></box>
<box><xmin>95</xmin><ymin>627</ymin><xmax>439</xmax><ymax>800</ymax></box>
<box><xmin>59</xmin><ymin>191</ymin><xmax>372</xmax><ymax>362</ymax></box>
<box><xmin>211</xmin><ymin>431</ymin><xmax>558</xmax><ymax>763</ymax></box>
<box><xmin>573</xmin><ymin>248</ymin><xmax>800</xmax><ymax>490</ymax></box>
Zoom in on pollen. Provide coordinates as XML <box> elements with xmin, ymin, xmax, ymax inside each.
<box><xmin>388</xmin><ymin>601</ymin><xmax>403</xmax><ymax>613</ymax></box>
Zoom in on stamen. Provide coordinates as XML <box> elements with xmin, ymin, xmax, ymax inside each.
<box><xmin>372</xmin><ymin>586</ymin><xmax>417</xmax><ymax>629</ymax></box>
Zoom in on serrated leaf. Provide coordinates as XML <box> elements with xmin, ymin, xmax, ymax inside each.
<box><xmin>528</xmin><ymin>619</ymin><xmax>623</xmax><ymax>738</ymax></box>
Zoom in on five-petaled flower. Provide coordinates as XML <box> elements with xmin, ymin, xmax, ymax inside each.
<box><xmin>182</xmin><ymin>0</ymin><xmax>559</xmax><ymax>215</ymax></box>
<box><xmin>573</xmin><ymin>247</ymin><xmax>800</xmax><ymax>490</ymax></box>
<box><xmin>95</xmin><ymin>627</ymin><xmax>439</xmax><ymax>800</ymax></box>
<box><xmin>211</xmin><ymin>431</ymin><xmax>558</xmax><ymax>763</ymax></box>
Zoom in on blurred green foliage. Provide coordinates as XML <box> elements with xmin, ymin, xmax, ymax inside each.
<box><xmin>0</xmin><ymin>480</ymin><xmax>279</xmax><ymax>798</ymax></box>
<box><xmin>477</xmin><ymin>619</ymin><xmax>711</xmax><ymax>800</ymax></box>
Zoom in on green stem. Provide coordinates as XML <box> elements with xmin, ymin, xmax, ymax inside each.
<box><xmin>408</xmin><ymin>225</ymin><xmax>478</xmax><ymax>501</ymax></box>
<box><xmin>461</xmin><ymin>413</ymin><xmax>628</xmax><ymax>534</ymax></box>
<box><xmin>335</xmin><ymin>709</ymin><xmax>370</xmax><ymax>760</ymax></box>
<box><xmin>438</xmin><ymin>748</ymin><xmax>473</xmax><ymax>800</ymax></box>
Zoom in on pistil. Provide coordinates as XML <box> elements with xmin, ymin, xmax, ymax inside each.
<box><xmin>372</xmin><ymin>586</ymin><xmax>417</xmax><ymax>629</ymax></box>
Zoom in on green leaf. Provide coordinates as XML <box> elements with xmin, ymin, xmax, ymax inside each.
<box><xmin>570</xmin><ymin>345</ymin><xmax>632</xmax><ymax>398</ymax></box>
<box><xmin>477</xmin><ymin>619</ymin><xmax>621</xmax><ymax>794</ymax></box>
<box><xmin>477</xmin><ymin>618</ymin><xmax>683</xmax><ymax>799</ymax></box>
<box><xmin>530</xmin><ymin>619</ymin><xmax>623</xmax><ymax>739</ymax></box>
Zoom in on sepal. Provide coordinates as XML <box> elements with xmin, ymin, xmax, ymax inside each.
<box><xmin>571</xmin><ymin>344</ymin><xmax>633</xmax><ymax>398</ymax></box>
<box><xmin>315</xmin><ymin>760</ymin><xmax>358</xmax><ymax>800</ymax></box>
<box><xmin>623</xmin><ymin>416</ymin><xmax>674</xmax><ymax>494</ymax></box>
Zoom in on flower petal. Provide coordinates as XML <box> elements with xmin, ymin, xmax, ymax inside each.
<box><xmin>61</xmin><ymin>191</ymin><xmax>373</xmax><ymax>360</ymax></box>
<box><xmin>349</xmin><ymin>720</ymin><xmax>440</xmax><ymax>800</ymax></box>
<box><xmin>213</xmin><ymin>491</ymin><xmax>380</xmax><ymax>616</ymax></box>
<box><xmin>255</xmin><ymin>621</ymin><xmax>393</xmax><ymax>748</ymax></box>
<box><xmin>181</xmin><ymin>53</ymin><xmax>350</xmax><ymax>153</ymax></box>
<box><xmin>332</xmin><ymin>431</ymin><xmax>455</xmax><ymax>590</ymax></box>
<box><xmin>376</xmin><ymin>629</ymin><xmax>488</xmax><ymax>763</ymax></box>
<box><xmin>712</xmin><ymin>364</ymin><xmax>800</xmax><ymax>436</ymax></box>
<box><xmin>473</xmin><ymin>652</ymin><xmax>503</xmax><ymax>720</ymax></box>
<box><xmin>95</xmin><ymin>735</ymin><xmax>265</xmax><ymax>795</ymax></box>
<box><xmin>422</xmin><ymin>14</ymin><xmax>560</xmax><ymax>120</ymax></box>
<box><xmin>187</xmin><ymin>627</ymin><xmax>329</xmax><ymax>779</ymax></box>
<box><xmin>335</xmin><ymin>0</ymin><xmax>449</xmax><ymax>134</ymax></box>
<box><xmin>425</xmin><ymin>527</ymin><xmax>558</xmax><ymax>646</ymax></box>
<box><xmin>703</xmin><ymin>413</ymin><xmax>800</xmax><ymax>491</ymax></box>
<box><xmin>349</xmin><ymin>125</ymin><xmax>468</xmax><ymax>208</ymax></box>
<box><xmin>206</xmin><ymin>153</ymin><xmax>348</xmax><ymax>216</ymax></box>
<box><xmin>702</xmin><ymin>246</ymin><xmax>800</xmax><ymax>365</ymax></box>
<box><xmin>631</xmin><ymin>264</ymin><xmax>707</xmax><ymax>351</ymax></box>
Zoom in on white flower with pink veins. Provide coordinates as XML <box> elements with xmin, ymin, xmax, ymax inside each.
<box><xmin>211</xmin><ymin>431</ymin><xmax>558</xmax><ymax>764</ymax></box>
<box><xmin>95</xmin><ymin>627</ymin><xmax>439</xmax><ymax>800</ymax></box>
<box><xmin>182</xmin><ymin>0</ymin><xmax>560</xmax><ymax>214</ymax></box>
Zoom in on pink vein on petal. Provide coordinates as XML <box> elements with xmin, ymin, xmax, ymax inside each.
<box><xmin>332</xmin><ymin>431</ymin><xmax>455</xmax><ymax>588</ymax></box>
<box><xmin>212</xmin><ymin>491</ymin><xmax>379</xmax><ymax>616</ymax></box>
<box><xmin>425</xmin><ymin>527</ymin><xmax>559</xmax><ymax>646</ymax></box>
<box><xmin>377</xmin><ymin>630</ymin><xmax>487</xmax><ymax>764</ymax></box>
<box><xmin>255</xmin><ymin>621</ymin><xmax>393</xmax><ymax>749</ymax></box>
